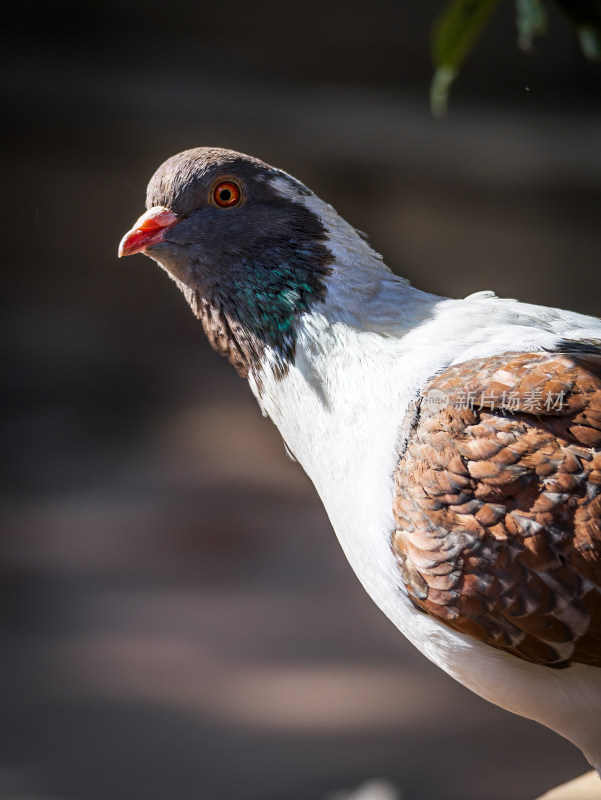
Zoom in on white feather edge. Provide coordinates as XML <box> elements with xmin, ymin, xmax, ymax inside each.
<box><xmin>249</xmin><ymin>175</ymin><xmax>601</xmax><ymax>770</ymax></box>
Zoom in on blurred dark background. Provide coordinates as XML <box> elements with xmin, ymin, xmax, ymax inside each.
<box><xmin>2</xmin><ymin>2</ymin><xmax>601</xmax><ymax>799</ymax></box>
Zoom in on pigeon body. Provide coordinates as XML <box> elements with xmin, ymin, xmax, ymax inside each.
<box><xmin>120</xmin><ymin>148</ymin><xmax>601</xmax><ymax>772</ymax></box>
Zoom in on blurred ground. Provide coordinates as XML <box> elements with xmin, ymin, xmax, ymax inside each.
<box><xmin>2</xmin><ymin>2</ymin><xmax>601</xmax><ymax>799</ymax></box>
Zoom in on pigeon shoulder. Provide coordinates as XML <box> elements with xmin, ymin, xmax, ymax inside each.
<box><xmin>392</xmin><ymin>347</ymin><xmax>601</xmax><ymax>669</ymax></box>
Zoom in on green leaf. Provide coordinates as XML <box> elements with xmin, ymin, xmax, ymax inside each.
<box><xmin>515</xmin><ymin>0</ymin><xmax>548</xmax><ymax>52</ymax></box>
<box><xmin>579</xmin><ymin>25</ymin><xmax>601</xmax><ymax>59</ymax></box>
<box><xmin>553</xmin><ymin>0</ymin><xmax>601</xmax><ymax>60</ymax></box>
<box><xmin>430</xmin><ymin>0</ymin><xmax>502</xmax><ymax>118</ymax></box>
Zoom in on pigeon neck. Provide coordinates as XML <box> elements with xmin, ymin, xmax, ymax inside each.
<box><xmin>244</xmin><ymin>179</ymin><xmax>442</xmax><ymax>387</ymax></box>
<box><xmin>250</xmin><ymin>271</ymin><xmax>441</xmax><ymax>417</ymax></box>
<box><xmin>278</xmin><ymin>182</ymin><xmax>443</xmax><ymax>334</ymax></box>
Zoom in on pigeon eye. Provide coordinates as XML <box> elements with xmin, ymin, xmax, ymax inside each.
<box><xmin>213</xmin><ymin>181</ymin><xmax>241</xmax><ymax>208</ymax></box>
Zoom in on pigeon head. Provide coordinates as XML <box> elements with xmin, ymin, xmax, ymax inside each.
<box><xmin>119</xmin><ymin>147</ymin><xmax>334</xmax><ymax>379</ymax></box>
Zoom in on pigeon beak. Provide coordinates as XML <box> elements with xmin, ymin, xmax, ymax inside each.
<box><xmin>118</xmin><ymin>206</ymin><xmax>180</xmax><ymax>258</ymax></box>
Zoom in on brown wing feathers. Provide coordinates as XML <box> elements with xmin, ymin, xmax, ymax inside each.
<box><xmin>392</xmin><ymin>351</ymin><xmax>601</xmax><ymax>668</ymax></box>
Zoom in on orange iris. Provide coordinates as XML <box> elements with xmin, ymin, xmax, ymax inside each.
<box><xmin>213</xmin><ymin>181</ymin><xmax>241</xmax><ymax>207</ymax></box>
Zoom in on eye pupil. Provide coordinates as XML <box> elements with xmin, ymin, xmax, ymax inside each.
<box><xmin>220</xmin><ymin>189</ymin><xmax>231</xmax><ymax>202</ymax></box>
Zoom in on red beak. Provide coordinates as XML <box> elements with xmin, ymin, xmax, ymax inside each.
<box><xmin>118</xmin><ymin>206</ymin><xmax>180</xmax><ymax>258</ymax></box>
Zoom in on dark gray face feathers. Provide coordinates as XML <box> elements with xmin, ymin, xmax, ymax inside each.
<box><xmin>137</xmin><ymin>147</ymin><xmax>333</xmax><ymax>379</ymax></box>
<box><xmin>146</xmin><ymin>148</ymin><xmax>276</xmax><ymax>217</ymax></box>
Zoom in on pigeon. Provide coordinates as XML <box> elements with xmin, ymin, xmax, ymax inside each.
<box><xmin>119</xmin><ymin>147</ymin><xmax>601</xmax><ymax>773</ymax></box>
